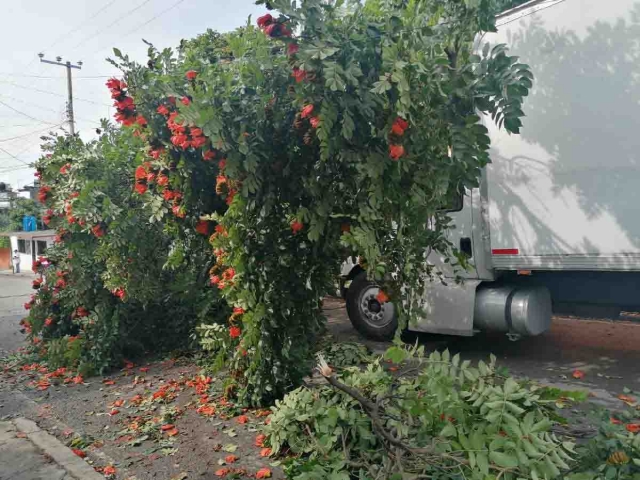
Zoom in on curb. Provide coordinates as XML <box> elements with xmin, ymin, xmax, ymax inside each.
<box><xmin>13</xmin><ymin>418</ymin><xmax>104</xmax><ymax>480</ymax></box>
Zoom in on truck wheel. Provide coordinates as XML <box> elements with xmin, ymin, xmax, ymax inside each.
<box><xmin>346</xmin><ymin>273</ymin><xmax>398</xmax><ymax>341</ymax></box>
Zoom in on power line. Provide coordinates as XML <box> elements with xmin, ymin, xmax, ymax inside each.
<box><xmin>71</xmin><ymin>0</ymin><xmax>155</xmax><ymax>50</ymax></box>
<box><xmin>0</xmin><ymin>94</ymin><xmax>101</xmax><ymax>126</ymax></box>
<box><xmin>0</xmin><ymin>79</ymin><xmax>111</xmax><ymax>107</ymax></box>
<box><xmin>0</xmin><ymin>123</ymin><xmax>64</xmax><ymax>144</ymax></box>
<box><xmin>0</xmin><ymin>99</ymin><xmax>60</xmax><ymax>126</ymax></box>
<box><xmin>121</xmin><ymin>0</ymin><xmax>187</xmax><ymax>38</ymax></box>
<box><xmin>42</xmin><ymin>0</ymin><xmax>122</xmax><ymax>54</ymax></box>
<box><xmin>0</xmin><ymin>146</ymin><xmax>33</xmax><ymax>167</ymax></box>
<box><xmin>0</xmin><ymin>73</ymin><xmax>115</xmax><ymax>79</ymax></box>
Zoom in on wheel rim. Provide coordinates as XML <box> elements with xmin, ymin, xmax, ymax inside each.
<box><xmin>358</xmin><ymin>285</ymin><xmax>395</xmax><ymax>329</ymax></box>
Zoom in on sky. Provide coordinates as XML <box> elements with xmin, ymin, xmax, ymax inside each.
<box><xmin>0</xmin><ymin>0</ymin><xmax>264</xmax><ymax>193</ymax></box>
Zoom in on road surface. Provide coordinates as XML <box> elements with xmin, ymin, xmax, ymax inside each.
<box><xmin>0</xmin><ymin>272</ymin><xmax>31</xmax><ymax>356</ymax></box>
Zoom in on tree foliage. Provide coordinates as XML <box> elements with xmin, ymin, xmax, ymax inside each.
<box><xmin>25</xmin><ymin>127</ymin><xmax>226</xmax><ymax>374</ymax></box>
<box><xmin>103</xmin><ymin>0</ymin><xmax>532</xmax><ymax>405</ymax></box>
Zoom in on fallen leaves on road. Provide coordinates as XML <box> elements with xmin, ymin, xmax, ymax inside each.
<box><xmin>255</xmin><ymin>434</ymin><xmax>266</xmax><ymax>447</ymax></box>
<box><xmin>72</xmin><ymin>448</ymin><xmax>86</xmax><ymax>458</ymax></box>
<box><xmin>256</xmin><ymin>467</ymin><xmax>272</xmax><ymax>478</ymax></box>
<box><xmin>224</xmin><ymin>454</ymin><xmax>239</xmax><ymax>463</ymax></box>
<box><xmin>618</xmin><ymin>394</ymin><xmax>637</xmax><ymax>406</ymax></box>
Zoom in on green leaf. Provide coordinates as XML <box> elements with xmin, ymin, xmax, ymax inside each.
<box><xmin>113</xmin><ymin>47</ymin><xmax>123</xmax><ymax>58</ymax></box>
<box><xmin>384</xmin><ymin>346</ymin><xmax>407</xmax><ymax>364</ymax></box>
<box><xmin>489</xmin><ymin>451</ymin><xmax>519</xmax><ymax>469</ymax></box>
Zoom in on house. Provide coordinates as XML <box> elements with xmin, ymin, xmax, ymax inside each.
<box><xmin>0</xmin><ymin>230</ymin><xmax>55</xmax><ymax>271</ymax></box>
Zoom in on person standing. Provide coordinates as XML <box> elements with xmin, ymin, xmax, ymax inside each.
<box><xmin>12</xmin><ymin>250</ymin><xmax>20</xmax><ymax>274</ymax></box>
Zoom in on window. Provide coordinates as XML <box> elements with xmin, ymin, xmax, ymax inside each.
<box><xmin>36</xmin><ymin>241</ymin><xmax>47</xmax><ymax>255</ymax></box>
<box><xmin>17</xmin><ymin>239</ymin><xmax>31</xmax><ymax>255</ymax></box>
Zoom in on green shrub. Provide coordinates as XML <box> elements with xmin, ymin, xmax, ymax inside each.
<box><xmin>265</xmin><ymin>345</ymin><xmax>575</xmax><ymax>480</ymax></box>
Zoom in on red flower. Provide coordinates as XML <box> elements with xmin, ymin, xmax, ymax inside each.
<box><xmin>233</xmin><ymin>307</ymin><xmax>245</xmax><ymax>315</ymax></box>
<box><xmin>72</xmin><ymin>448</ymin><xmax>86</xmax><ymax>458</ymax></box>
<box><xmin>225</xmin><ymin>454</ymin><xmax>239</xmax><ymax>464</ymax></box>
<box><xmin>180</xmin><ymin>96</ymin><xmax>191</xmax><ymax>106</ymax></box>
<box><xmin>156</xmin><ymin>105</ymin><xmax>170</xmax><ymax>116</ymax></box>
<box><xmin>136</xmin><ymin>115</ymin><xmax>147</xmax><ymax>127</ymax></box>
<box><xmin>257</xmin><ymin>14</ymin><xmax>273</xmax><ymax>28</ymax></box>
<box><xmin>106</xmin><ymin>78</ymin><xmax>122</xmax><ymax>90</ymax></box>
<box><xmin>146</xmin><ymin>172</ymin><xmax>156</xmax><ymax>183</ymax></box>
<box><xmin>72</xmin><ymin>374</ymin><xmax>83</xmax><ymax>384</ymax></box>
<box><xmin>626</xmin><ymin>423</ymin><xmax>640</xmax><ymax>433</ymax></box>
<box><xmin>255</xmin><ymin>434</ymin><xmax>266</xmax><ymax>447</ymax></box>
<box><xmin>391</xmin><ymin>117</ymin><xmax>409</xmax><ymax>136</ymax></box>
<box><xmin>260</xmin><ymin>448</ymin><xmax>272</xmax><ymax>457</ymax></box>
<box><xmin>203</xmin><ymin>150</ymin><xmax>216</xmax><ymax>161</ymax></box>
<box><xmin>163</xmin><ymin>189</ymin><xmax>175</xmax><ymax>201</ymax></box>
<box><xmin>292</xmin><ymin>68</ymin><xmax>306</xmax><ymax>83</ymax></box>
<box><xmin>186</xmin><ymin>70</ymin><xmax>198</xmax><ymax>80</ymax></box>
<box><xmin>287</xmin><ymin>43</ymin><xmax>299</xmax><ymax>55</ymax></box>
<box><xmin>218</xmin><ymin>159</ymin><xmax>227</xmax><ymax>170</ymax></box>
<box><xmin>215</xmin><ymin>468</ymin><xmax>230</xmax><ymax>477</ymax></box>
<box><xmin>309</xmin><ymin>117</ymin><xmax>320</xmax><ymax>129</ymax></box>
<box><xmin>572</xmin><ymin>369</ymin><xmax>585</xmax><ymax>379</ymax></box>
<box><xmin>210</xmin><ymin>275</ymin><xmax>220</xmax><ymax>286</ymax></box>
<box><xmin>290</xmin><ymin>220</ymin><xmax>304</xmax><ymax>234</ymax></box>
<box><xmin>611</xmin><ymin>417</ymin><xmax>623</xmax><ymax>425</ymax></box>
<box><xmin>191</xmin><ymin>127</ymin><xmax>203</xmax><ymax>137</ymax></box>
<box><xmin>223</xmin><ymin>268</ymin><xmax>235</xmax><ymax>280</ymax></box>
<box><xmin>75</xmin><ymin>307</ymin><xmax>89</xmax><ymax>318</ymax></box>
<box><xmin>60</xmin><ymin>163</ymin><xmax>71</xmax><ymax>174</ymax></box>
<box><xmin>113</xmin><ymin>288</ymin><xmax>126</xmax><ymax>300</ymax></box>
<box><xmin>171</xmin><ymin>133</ymin><xmax>189</xmax><ymax>148</ymax></box>
<box><xmin>195</xmin><ymin>220</ymin><xmax>210</xmax><ymax>235</ymax></box>
<box><xmin>172</xmin><ymin>205</ymin><xmax>186</xmax><ymax>218</ymax></box>
<box><xmin>157</xmin><ymin>174</ymin><xmax>169</xmax><ymax>187</ymax></box>
<box><xmin>301</xmin><ymin>104</ymin><xmax>314</xmax><ymax>119</ymax></box>
<box><xmin>103</xmin><ymin>465</ymin><xmax>116</xmax><ymax>476</ymax></box>
<box><xmin>236</xmin><ymin>415</ymin><xmax>248</xmax><ymax>424</ymax></box>
<box><xmin>91</xmin><ymin>224</ymin><xmax>105</xmax><ymax>237</ymax></box>
<box><xmin>191</xmin><ymin>135</ymin><xmax>207</xmax><ymax>149</ymax></box>
<box><xmin>44</xmin><ymin>317</ymin><xmax>53</xmax><ymax>327</ymax></box>
<box><xmin>229</xmin><ymin>326</ymin><xmax>241</xmax><ymax>338</ymax></box>
<box><xmin>376</xmin><ymin>290</ymin><xmax>389</xmax><ymax>303</ymax></box>
<box><xmin>135</xmin><ymin>182</ymin><xmax>148</xmax><ymax>195</ymax></box>
<box><xmin>389</xmin><ymin>144</ymin><xmax>405</xmax><ymax>160</ymax></box>
<box><xmin>168</xmin><ymin>96</ymin><xmax>176</xmax><ymax>106</ymax></box>
<box><xmin>256</xmin><ymin>468</ymin><xmax>272</xmax><ymax>479</ymax></box>
<box><xmin>135</xmin><ymin>165</ymin><xmax>147</xmax><ymax>180</ymax></box>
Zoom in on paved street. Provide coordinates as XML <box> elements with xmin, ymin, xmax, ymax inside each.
<box><xmin>0</xmin><ymin>272</ymin><xmax>32</xmax><ymax>356</ymax></box>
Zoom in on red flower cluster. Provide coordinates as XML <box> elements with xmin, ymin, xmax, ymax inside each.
<box><xmin>107</xmin><ymin>78</ymin><xmax>143</xmax><ymax>127</ymax></box>
<box><xmin>257</xmin><ymin>13</ymin><xmax>291</xmax><ymax>37</ymax></box>
<box><xmin>301</xmin><ymin>104</ymin><xmax>314</xmax><ymax>119</ymax></box>
<box><xmin>74</xmin><ymin>306</ymin><xmax>90</xmax><ymax>318</ymax></box>
<box><xmin>112</xmin><ymin>288</ymin><xmax>126</xmax><ymax>300</ymax></box>
<box><xmin>44</xmin><ymin>317</ymin><xmax>54</xmax><ymax>327</ymax></box>
<box><xmin>389</xmin><ymin>144</ymin><xmax>406</xmax><ymax>161</ymax></box>
<box><xmin>391</xmin><ymin>117</ymin><xmax>409</xmax><ymax>136</ymax></box>
<box><xmin>389</xmin><ymin>117</ymin><xmax>409</xmax><ymax>160</ymax></box>
<box><xmin>43</xmin><ymin>209</ymin><xmax>53</xmax><ymax>226</ymax></box>
<box><xmin>290</xmin><ymin>220</ymin><xmax>304</xmax><ymax>234</ymax></box>
<box><xmin>292</xmin><ymin>67</ymin><xmax>306</xmax><ymax>83</ymax></box>
<box><xmin>229</xmin><ymin>326</ymin><xmax>241</xmax><ymax>338</ymax></box>
<box><xmin>195</xmin><ymin>220</ymin><xmax>210</xmax><ymax>235</ymax></box>
<box><xmin>32</xmin><ymin>278</ymin><xmax>42</xmax><ymax>290</ymax></box>
<box><xmin>185</xmin><ymin>70</ymin><xmax>198</xmax><ymax>80</ymax></box>
<box><xmin>91</xmin><ymin>223</ymin><xmax>106</xmax><ymax>238</ymax></box>
<box><xmin>167</xmin><ymin>112</ymin><xmax>208</xmax><ymax>150</ymax></box>
<box><xmin>59</xmin><ymin>163</ymin><xmax>71</xmax><ymax>175</ymax></box>
<box><xmin>37</xmin><ymin>185</ymin><xmax>51</xmax><ymax>203</ymax></box>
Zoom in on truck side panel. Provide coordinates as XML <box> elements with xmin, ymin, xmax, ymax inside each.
<box><xmin>483</xmin><ymin>0</ymin><xmax>640</xmax><ymax>271</ymax></box>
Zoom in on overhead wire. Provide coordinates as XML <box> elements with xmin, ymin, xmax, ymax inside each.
<box><xmin>0</xmin><ymin>123</ymin><xmax>65</xmax><ymax>144</ymax></box>
<box><xmin>0</xmin><ymin>79</ymin><xmax>111</xmax><ymax>107</ymax></box>
<box><xmin>70</xmin><ymin>0</ymin><xmax>155</xmax><ymax>50</ymax></box>
<box><xmin>120</xmin><ymin>0</ymin><xmax>188</xmax><ymax>38</ymax></box>
<box><xmin>0</xmin><ymin>99</ymin><xmax>60</xmax><ymax>125</ymax></box>
<box><xmin>0</xmin><ymin>73</ymin><xmax>116</xmax><ymax>79</ymax></box>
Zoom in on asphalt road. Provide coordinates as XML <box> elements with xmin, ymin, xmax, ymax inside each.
<box><xmin>0</xmin><ymin>273</ymin><xmax>31</xmax><ymax>356</ymax></box>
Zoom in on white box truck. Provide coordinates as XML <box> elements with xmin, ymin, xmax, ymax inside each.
<box><xmin>342</xmin><ymin>0</ymin><xmax>640</xmax><ymax>340</ymax></box>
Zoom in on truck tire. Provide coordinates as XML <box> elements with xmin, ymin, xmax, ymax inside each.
<box><xmin>346</xmin><ymin>273</ymin><xmax>398</xmax><ymax>341</ymax></box>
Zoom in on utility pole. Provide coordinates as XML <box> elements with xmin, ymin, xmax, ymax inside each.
<box><xmin>38</xmin><ymin>54</ymin><xmax>83</xmax><ymax>135</ymax></box>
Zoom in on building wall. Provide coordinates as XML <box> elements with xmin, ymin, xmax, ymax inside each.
<box><xmin>0</xmin><ymin>248</ymin><xmax>9</xmax><ymax>270</ymax></box>
<box><xmin>9</xmin><ymin>235</ymin><xmax>54</xmax><ymax>271</ymax></box>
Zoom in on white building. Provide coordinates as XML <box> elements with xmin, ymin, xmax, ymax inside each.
<box><xmin>0</xmin><ymin>230</ymin><xmax>55</xmax><ymax>271</ymax></box>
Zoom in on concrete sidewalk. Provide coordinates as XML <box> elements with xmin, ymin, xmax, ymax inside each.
<box><xmin>0</xmin><ymin>418</ymin><xmax>102</xmax><ymax>480</ymax></box>
<box><xmin>0</xmin><ymin>270</ymin><xmax>35</xmax><ymax>278</ymax></box>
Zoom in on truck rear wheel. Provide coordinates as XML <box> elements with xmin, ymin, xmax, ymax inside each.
<box><xmin>346</xmin><ymin>273</ymin><xmax>398</xmax><ymax>341</ymax></box>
